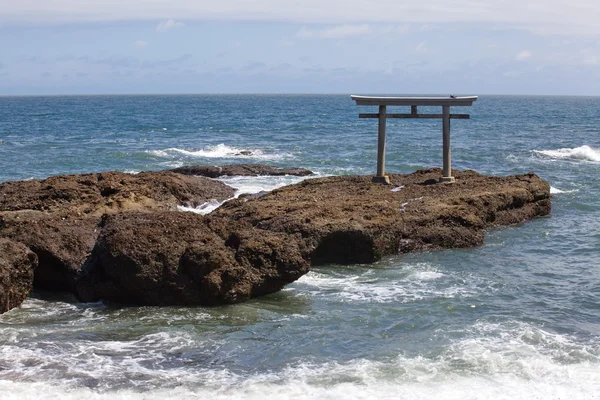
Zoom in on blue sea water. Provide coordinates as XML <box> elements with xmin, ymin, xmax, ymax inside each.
<box><xmin>0</xmin><ymin>94</ymin><xmax>600</xmax><ymax>399</ymax></box>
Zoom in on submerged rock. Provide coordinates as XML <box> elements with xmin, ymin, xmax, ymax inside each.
<box><xmin>77</xmin><ymin>212</ymin><xmax>308</xmax><ymax>306</ymax></box>
<box><xmin>170</xmin><ymin>164</ymin><xmax>313</xmax><ymax>178</ymax></box>
<box><xmin>0</xmin><ymin>239</ymin><xmax>37</xmax><ymax>313</ymax></box>
<box><xmin>214</xmin><ymin>168</ymin><xmax>551</xmax><ymax>265</ymax></box>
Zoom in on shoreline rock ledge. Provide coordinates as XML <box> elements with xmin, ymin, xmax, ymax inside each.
<box><xmin>214</xmin><ymin>168</ymin><xmax>551</xmax><ymax>265</ymax></box>
<box><xmin>0</xmin><ymin>166</ymin><xmax>550</xmax><ymax>311</ymax></box>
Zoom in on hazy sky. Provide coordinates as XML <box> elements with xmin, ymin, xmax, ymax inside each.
<box><xmin>1</xmin><ymin>0</ymin><xmax>599</xmax><ymax>95</ymax></box>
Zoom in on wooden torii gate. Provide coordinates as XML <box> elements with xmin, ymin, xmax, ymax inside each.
<box><xmin>350</xmin><ymin>95</ymin><xmax>478</xmax><ymax>184</ymax></box>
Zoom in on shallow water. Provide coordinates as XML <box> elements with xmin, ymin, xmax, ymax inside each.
<box><xmin>1</xmin><ymin>94</ymin><xmax>600</xmax><ymax>398</ymax></box>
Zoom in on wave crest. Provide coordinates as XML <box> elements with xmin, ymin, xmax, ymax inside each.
<box><xmin>534</xmin><ymin>145</ymin><xmax>600</xmax><ymax>163</ymax></box>
<box><xmin>148</xmin><ymin>143</ymin><xmax>289</xmax><ymax>161</ymax></box>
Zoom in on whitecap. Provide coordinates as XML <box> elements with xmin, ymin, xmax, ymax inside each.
<box><xmin>550</xmin><ymin>186</ymin><xmax>580</xmax><ymax>194</ymax></box>
<box><xmin>533</xmin><ymin>145</ymin><xmax>600</xmax><ymax>163</ymax></box>
<box><xmin>147</xmin><ymin>144</ymin><xmax>291</xmax><ymax>161</ymax></box>
<box><xmin>291</xmin><ymin>264</ymin><xmax>461</xmax><ymax>303</ymax></box>
<box><xmin>2</xmin><ymin>341</ymin><xmax>599</xmax><ymax>400</ymax></box>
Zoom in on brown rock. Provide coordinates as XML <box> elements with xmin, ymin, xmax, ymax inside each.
<box><xmin>0</xmin><ymin>170</ymin><xmax>235</xmax><ymax>215</ymax></box>
<box><xmin>170</xmin><ymin>164</ymin><xmax>313</xmax><ymax>178</ymax></box>
<box><xmin>0</xmin><ymin>166</ymin><xmax>552</xmax><ymax>307</ymax></box>
<box><xmin>0</xmin><ymin>239</ymin><xmax>38</xmax><ymax>313</ymax></box>
<box><xmin>77</xmin><ymin>211</ymin><xmax>308</xmax><ymax>306</ymax></box>
<box><xmin>214</xmin><ymin>168</ymin><xmax>551</xmax><ymax>265</ymax></box>
<box><xmin>0</xmin><ymin>170</ymin><xmax>236</xmax><ymax>292</ymax></box>
<box><xmin>0</xmin><ymin>212</ymin><xmax>99</xmax><ymax>292</ymax></box>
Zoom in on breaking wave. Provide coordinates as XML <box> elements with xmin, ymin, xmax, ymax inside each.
<box><xmin>148</xmin><ymin>144</ymin><xmax>290</xmax><ymax>161</ymax></box>
<box><xmin>1</xmin><ymin>313</ymin><xmax>598</xmax><ymax>400</ymax></box>
<box><xmin>534</xmin><ymin>145</ymin><xmax>600</xmax><ymax>163</ymax></box>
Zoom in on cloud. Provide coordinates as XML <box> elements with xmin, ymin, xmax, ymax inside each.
<box><xmin>278</xmin><ymin>40</ymin><xmax>294</xmax><ymax>47</ymax></box>
<box><xmin>156</xmin><ymin>19</ymin><xmax>185</xmax><ymax>32</ymax></box>
<box><xmin>134</xmin><ymin>40</ymin><xmax>148</xmax><ymax>48</ymax></box>
<box><xmin>579</xmin><ymin>48</ymin><xmax>599</xmax><ymax>65</ymax></box>
<box><xmin>515</xmin><ymin>50</ymin><xmax>532</xmax><ymax>61</ymax></box>
<box><xmin>1</xmin><ymin>1</ymin><xmax>599</xmax><ymax>36</ymax></box>
<box><xmin>240</xmin><ymin>61</ymin><xmax>266</xmax><ymax>71</ymax></box>
<box><xmin>415</xmin><ymin>41</ymin><xmax>428</xmax><ymax>53</ymax></box>
<box><xmin>503</xmin><ymin>70</ymin><xmax>522</xmax><ymax>77</ymax></box>
<box><xmin>48</xmin><ymin>54</ymin><xmax>193</xmax><ymax>70</ymax></box>
<box><xmin>296</xmin><ymin>24</ymin><xmax>371</xmax><ymax>39</ymax></box>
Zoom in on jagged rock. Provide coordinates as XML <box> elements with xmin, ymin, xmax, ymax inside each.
<box><xmin>170</xmin><ymin>164</ymin><xmax>313</xmax><ymax>178</ymax></box>
<box><xmin>214</xmin><ymin>168</ymin><xmax>551</xmax><ymax>265</ymax></box>
<box><xmin>0</xmin><ymin>212</ymin><xmax>99</xmax><ymax>292</ymax></box>
<box><xmin>0</xmin><ymin>170</ymin><xmax>235</xmax><ymax>215</ymax></box>
<box><xmin>0</xmin><ymin>239</ymin><xmax>38</xmax><ymax>313</ymax></box>
<box><xmin>0</xmin><ymin>170</ymin><xmax>236</xmax><ymax>292</ymax></box>
<box><xmin>0</xmin><ymin>166</ymin><xmax>552</xmax><ymax>307</ymax></box>
<box><xmin>77</xmin><ymin>212</ymin><xmax>308</xmax><ymax>306</ymax></box>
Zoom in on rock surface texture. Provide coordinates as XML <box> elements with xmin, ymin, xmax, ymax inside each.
<box><xmin>76</xmin><ymin>212</ymin><xmax>308</xmax><ymax>306</ymax></box>
<box><xmin>214</xmin><ymin>169</ymin><xmax>551</xmax><ymax>265</ymax></box>
<box><xmin>0</xmin><ymin>170</ymin><xmax>235</xmax><ymax>296</ymax></box>
<box><xmin>0</xmin><ymin>239</ymin><xmax>38</xmax><ymax>313</ymax></box>
<box><xmin>0</xmin><ymin>166</ymin><xmax>550</xmax><ymax>309</ymax></box>
<box><xmin>170</xmin><ymin>164</ymin><xmax>313</xmax><ymax>178</ymax></box>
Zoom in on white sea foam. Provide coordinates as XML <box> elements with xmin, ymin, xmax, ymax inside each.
<box><xmin>290</xmin><ymin>264</ymin><xmax>474</xmax><ymax>303</ymax></box>
<box><xmin>176</xmin><ymin>171</ymin><xmax>313</xmax><ymax>215</ymax></box>
<box><xmin>534</xmin><ymin>145</ymin><xmax>600</xmax><ymax>163</ymax></box>
<box><xmin>2</xmin><ymin>300</ymin><xmax>599</xmax><ymax>400</ymax></box>
<box><xmin>148</xmin><ymin>143</ymin><xmax>291</xmax><ymax>161</ymax></box>
<box><xmin>218</xmin><ymin>174</ymin><xmax>312</xmax><ymax>197</ymax></box>
<box><xmin>549</xmin><ymin>186</ymin><xmax>579</xmax><ymax>194</ymax></box>
<box><xmin>177</xmin><ymin>199</ymin><xmax>224</xmax><ymax>215</ymax></box>
<box><xmin>1</xmin><ymin>321</ymin><xmax>598</xmax><ymax>399</ymax></box>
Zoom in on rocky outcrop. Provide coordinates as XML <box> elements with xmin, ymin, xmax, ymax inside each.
<box><xmin>76</xmin><ymin>212</ymin><xmax>308</xmax><ymax>306</ymax></box>
<box><xmin>0</xmin><ymin>170</ymin><xmax>235</xmax><ymax>215</ymax></box>
<box><xmin>170</xmin><ymin>164</ymin><xmax>313</xmax><ymax>178</ymax></box>
<box><xmin>0</xmin><ymin>239</ymin><xmax>38</xmax><ymax>313</ymax></box>
<box><xmin>0</xmin><ymin>212</ymin><xmax>99</xmax><ymax>292</ymax></box>
<box><xmin>214</xmin><ymin>168</ymin><xmax>551</xmax><ymax>265</ymax></box>
<box><xmin>0</xmin><ymin>170</ymin><xmax>235</xmax><ymax>293</ymax></box>
<box><xmin>0</xmin><ymin>166</ymin><xmax>551</xmax><ymax>308</ymax></box>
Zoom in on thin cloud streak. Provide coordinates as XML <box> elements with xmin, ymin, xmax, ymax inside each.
<box><xmin>1</xmin><ymin>0</ymin><xmax>599</xmax><ymax>35</ymax></box>
<box><xmin>156</xmin><ymin>19</ymin><xmax>185</xmax><ymax>32</ymax></box>
<box><xmin>515</xmin><ymin>50</ymin><xmax>532</xmax><ymax>61</ymax></box>
<box><xmin>296</xmin><ymin>24</ymin><xmax>371</xmax><ymax>39</ymax></box>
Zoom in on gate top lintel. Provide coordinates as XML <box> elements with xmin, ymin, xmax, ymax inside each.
<box><xmin>350</xmin><ymin>95</ymin><xmax>478</xmax><ymax>107</ymax></box>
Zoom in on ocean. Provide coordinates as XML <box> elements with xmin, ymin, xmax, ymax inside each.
<box><xmin>0</xmin><ymin>94</ymin><xmax>599</xmax><ymax>399</ymax></box>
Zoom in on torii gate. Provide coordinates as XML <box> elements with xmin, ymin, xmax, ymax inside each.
<box><xmin>350</xmin><ymin>95</ymin><xmax>478</xmax><ymax>184</ymax></box>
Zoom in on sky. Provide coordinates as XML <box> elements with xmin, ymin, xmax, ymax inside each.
<box><xmin>0</xmin><ymin>0</ymin><xmax>599</xmax><ymax>95</ymax></box>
